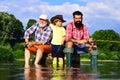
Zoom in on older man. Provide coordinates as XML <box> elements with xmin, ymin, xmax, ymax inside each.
<box><xmin>24</xmin><ymin>14</ymin><xmax>52</xmax><ymax>67</ymax></box>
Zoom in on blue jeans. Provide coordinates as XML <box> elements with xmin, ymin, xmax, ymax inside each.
<box><xmin>74</xmin><ymin>44</ymin><xmax>88</xmax><ymax>54</ymax></box>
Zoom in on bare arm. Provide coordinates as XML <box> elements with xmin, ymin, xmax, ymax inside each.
<box><xmin>61</xmin><ymin>36</ymin><xmax>66</xmax><ymax>45</ymax></box>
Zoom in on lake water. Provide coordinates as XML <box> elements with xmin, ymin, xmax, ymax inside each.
<box><xmin>0</xmin><ymin>60</ymin><xmax>120</xmax><ymax>80</ymax></box>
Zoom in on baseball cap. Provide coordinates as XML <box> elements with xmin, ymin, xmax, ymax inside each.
<box><xmin>39</xmin><ymin>14</ymin><xmax>48</xmax><ymax>20</ymax></box>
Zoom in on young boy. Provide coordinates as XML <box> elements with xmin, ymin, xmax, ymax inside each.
<box><xmin>50</xmin><ymin>15</ymin><xmax>66</xmax><ymax>65</ymax></box>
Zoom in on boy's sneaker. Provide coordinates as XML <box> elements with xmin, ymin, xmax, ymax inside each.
<box><xmin>52</xmin><ymin>60</ymin><xmax>57</xmax><ymax>65</ymax></box>
<box><xmin>58</xmin><ymin>61</ymin><xmax>63</xmax><ymax>65</ymax></box>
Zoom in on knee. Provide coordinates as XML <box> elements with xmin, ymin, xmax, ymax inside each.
<box><xmin>63</xmin><ymin>41</ymin><xmax>74</xmax><ymax>53</ymax></box>
<box><xmin>37</xmin><ymin>49</ymin><xmax>43</xmax><ymax>53</ymax></box>
<box><xmin>66</xmin><ymin>41</ymin><xmax>73</xmax><ymax>48</ymax></box>
<box><xmin>25</xmin><ymin>48</ymin><xmax>30</xmax><ymax>53</ymax></box>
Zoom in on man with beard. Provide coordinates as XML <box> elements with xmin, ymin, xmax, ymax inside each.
<box><xmin>24</xmin><ymin>14</ymin><xmax>52</xmax><ymax>67</ymax></box>
<box><xmin>64</xmin><ymin>11</ymin><xmax>96</xmax><ymax>67</ymax></box>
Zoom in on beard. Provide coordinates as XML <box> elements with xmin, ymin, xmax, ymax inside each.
<box><xmin>75</xmin><ymin>21</ymin><xmax>83</xmax><ymax>29</ymax></box>
<box><xmin>39</xmin><ymin>23</ymin><xmax>47</xmax><ymax>28</ymax></box>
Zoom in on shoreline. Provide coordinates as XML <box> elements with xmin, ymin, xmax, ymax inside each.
<box><xmin>15</xmin><ymin>59</ymin><xmax>120</xmax><ymax>62</ymax></box>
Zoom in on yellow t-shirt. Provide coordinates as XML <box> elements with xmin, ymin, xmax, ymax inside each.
<box><xmin>50</xmin><ymin>24</ymin><xmax>66</xmax><ymax>45</ymax></box>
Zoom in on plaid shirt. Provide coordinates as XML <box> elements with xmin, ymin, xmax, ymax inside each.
<box><xmin>24</xmin><ymin>23</ymin><xmax>52</xmax><ymax>44</ymax></box>
<box><xmin>66</xmin><ymin>22</ymin><xmax>89</xmax><ymax>41</ymax></box>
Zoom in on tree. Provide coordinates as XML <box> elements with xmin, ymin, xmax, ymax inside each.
<box><xmin>92</xmin><ymin>29</ymin><xmax>120</xmax><ymax>40</ymax></box>
<box><xmin>9</xmin><ymin>19</ymin><xmax>24</xmax><ymax>49</ymax></box>
<box><xmin>0</xmin><ymin>12</ymin><xmax>15</xmax><ymax>45</ymax></box>
<box><xmin>92</xmin><ymin>29</ymin><xmax>120</xmax><ymax>51</ymax></box>
<box><xmin>12</xmin><ymin>19</ymin><xmax>24</xmax><ymax>42</ymax></box>
<box><xmin>0</xmin><ymin>12</ymin><xmax>24</xmax><ymax>60</ymax></box>
<box><xmin>25</xmin><ymin>19</ymin><xmax>36</xmax><ymax>41</ymax></box>
<box><xmin>91</xmin><ymin>29</ymin><xmax>120</xmax><ymax>60</ymax></box>
<box><xmin>0</xmin><ymin>12</ymin><xmax>24</xmax><ymax>46</ymax></box>
<box><xmin>26</xmin><ymin>19</ymin><xmax>36</xmax><ymax>29</ymax></box>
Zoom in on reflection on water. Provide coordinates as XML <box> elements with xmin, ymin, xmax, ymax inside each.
<box><xmin>0</xmin><ymin>61</ymin><xmax>120</xmax><ymax>80</ymax></box>
<box><xmin>24</xmin><ymin>64</ymin><xmax>51</xmax><ymax>80</ymax></box>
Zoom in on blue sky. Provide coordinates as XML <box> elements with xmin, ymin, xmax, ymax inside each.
<box><xmin>0</xmin><ymin>0</ymin><xmax>120</xmax><ymax>35</ymax></box>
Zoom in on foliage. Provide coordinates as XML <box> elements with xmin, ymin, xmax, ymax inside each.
<box><xmin>91</xmin><ymin>29</ymin><xmax>120</xmax><ymax>60</ymax></box>
<box><xmin>12</xmin><ymin>43</ymin><xmax>24</xmax><ymax>59</ymax></box>
<box><xmin>25</xmin><ymin>19</ymin><xmax>37</xmax><ymax>41</ymax></box>
<box><xmin>13</xmin><ymin>50</ymin><xmax>24</xmax><ymax>59</ymax></box>
<box><xmin>26</xmin><ymin>19</ymin><xmax>36</xmax><ymax>29</ymax></box>
<box><xmin>92</xmin><ymin>29</ymin><xmax>120</xmax><ymax>40</ymax></box>
<box><xmin>0</xmin><ymin>12</ymin><xmax>15</xmax><ymax>44</ymax></box>
<box><xmin>13</xmin><ymin>19</ymin><xmax>24</xmax><ymax>39</ymax></box>
<box><xmin>0</xmin><ymin>46</ymin><xmax>14</xmax><ymax>61</ymax></box>
<box><xmin>0</xmin><ymin>12</ymin><xmax>24</xmax><ymax>46</ymax></box>
<box><xmin>80</xmin><ymin>53</ymin><xmax>90</xmax><ymax>59</ymax></box>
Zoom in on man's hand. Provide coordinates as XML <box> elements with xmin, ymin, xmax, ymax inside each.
<box><xmin>32</xmin><ymin>42</ymin><xmax>42</xmax><ymax>45</ymax></box>
<box><xmin>88</xmin><ymin>38</ymin><xmax>94</xmax><ymax>43</ymax></box>
<box><xmin>25</xmin><ymin>41</ymin><xmax>42</xmax><ymax>48</ymax></box>
<box><xmin>76</xmin><ymin>39</ymin><xmax>87</xmax><ymax>44</ymax></box>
